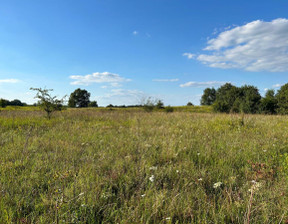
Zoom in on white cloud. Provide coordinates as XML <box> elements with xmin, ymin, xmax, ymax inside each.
<box><xmin>272</xmin><ymin>83</ymin><xmax>283</xmax><ymax>88</ymax></box>
<box><xmin>180</xmin><ymin>81</ymin><xmax>226</xmax><ymax>88</ymax></box>
<box><xmin>110</xmin><ymin>82</ymin><xmax>122</xmax><ymax>87</ymax></box>
<box><xmin>108</xmin><ymin>89</ymin><xmax>144</xmax><ymax>97</ymax></box>
<box><xmin>0</xmin><ymin>79</ymin><xmax>20</xmax><ymax>84</ymax></box>
<box><xmin>183</xmin><ymin>53</ymin><xmax>195</xmax><ymax>59</ymax></box>
<box><xmin>196</xmin><ymin>18</ymin><xmax>288</xmax><ymax>72</ymax></box>
<box><xmin>69</xmin><ymin>72</ymin><xmax>131</xmax><ymax>86</ymax></box>
<box><xmin>98</xmin><ymin>89</ymin><xmax>145</xmax><ymax>105</ymax></box>
<box><xmin>152</xmin><ymin>79</ymin><xmax>179</xmax><ymax>82</ymax></box>
<box><xmin>133</xmin><ymin>31</ymin><xmax>138</xmax><ymax>35</ymax></box>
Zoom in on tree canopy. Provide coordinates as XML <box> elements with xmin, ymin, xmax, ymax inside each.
<box><xmin>200</xmin><ymin>87</ymin><xmax>216</xmax><ymax>105</ymax></box>
<box><xmin>260</xmin><ymin>89</ymin><xmax>277</xmax><ymax>114</ymax></box>
<box><xmin>68</xmin><ymin>88</ymin><xmax>91</xmax><ymax>108</ymax></box>
<box><xmin>205</xmin><ymin>83</ymin><xmax>262</xmax><ymax>114</ymax></box>
<box><xmin>276</xmin><ymin>84</ymin><xmax>288</xmax><ymax>114</ymax></box>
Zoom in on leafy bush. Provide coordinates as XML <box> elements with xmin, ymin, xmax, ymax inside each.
<box><xmin>141</xmin><ymin>97</ymin><xmax>164</xmax><ymax>112</ymax></box>
<box><xmin>165</xmin><ymin>106</ymin><xmax>174</xmax><ymax>113</ymax></box>
<box><xmin>88</xmin><ymin>101</ymin><xmax>98</xmax><ymax>107</ymax></box>
<box><xmin>30</xmin><ymin>87</ymin><xmax>65</xmax><ymax>119</ymax></box>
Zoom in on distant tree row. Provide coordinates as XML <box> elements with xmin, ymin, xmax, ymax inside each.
<box><xmin>201</xmin><ymin>83</ymin><xmax>288</xmax><ymax>114</ymax></box>
<box><xmin>0</xmin><ymin>99</ymin><xmax>27</xmax><ymax>108</ymax></box>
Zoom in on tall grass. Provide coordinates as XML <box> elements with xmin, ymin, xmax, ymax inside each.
<box><xmin>0</xmin><ymin>108</ymin><xmax>288</xmax><ymax>223</ymax></box>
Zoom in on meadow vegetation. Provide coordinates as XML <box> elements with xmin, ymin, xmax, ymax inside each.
<box><xmin>0</xmin><ymin>107</ymin><xmax>288</xmax><ymax>223</ymax></box>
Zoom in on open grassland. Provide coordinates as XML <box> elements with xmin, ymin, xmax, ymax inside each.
<box><xmin>1</xmin><ymin>108</ymin><xmax>288</xmax><ymax>223</ymax></box>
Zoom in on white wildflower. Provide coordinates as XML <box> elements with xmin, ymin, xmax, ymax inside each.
<box><xmin>198</xmin><ymin>178</ymin><xmax>203</xmax><ymax>181</ymax></box>
<box><xmin>176</xmin><ymin>170</ymin><xmax>179</xmax><ymax>173</ymax></box>
<box><xmin>166</xmin><ymin>217</ymin><xmax>171</xmax><ymax>220</ymax></box>
<box><xmin>149</xmin><ymin>166</ymin><xmax>158</xmax><ymax>171</ymax></box>
<box><xmin>197</xmin><ymin>152</ymin><xmax>200</xmax><ymax>156</ymax></box>
<box><xmin>149</xmin><ymin>175</ymin><xmax>155</xmax><ymax>182</ymax></box>
<box><xmin>213</xmin><ymin>182</ymin><xmax>222</xmax><ymax>189</ymax></box>
<box><xmin>141</xmin><ymin>194</ymin><xmax>146</xmax><ymax>197</ymax></box>
<box><xmin>249</xmin><ymin>180</ymin><xmax>262</xmax><ymax>192</ymax></box>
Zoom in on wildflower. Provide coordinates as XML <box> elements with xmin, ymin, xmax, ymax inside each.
<box><xmin>176</xmin><ymin>170</ymin><xmax>179</xmax><ymax>173</ymax></box>
<box><xmin>248</xmin><ymin>180</ymin><xmax>262</xmax><ymax>192</ymax></box>
<box><xmin>197</xmin><ymin>152</ymin><xmax>200</xmax><ymax>156</ymax></box>
<box><xmin>198</xmin><ymin>178</ymin><xmax>203</xmax><ymax>181</ymax></box>
<box><xmin>149</xmin><ymin>175</ymin><xmax>155</xmax><ymax>182</ymax></box>
<box><xmin>149</xmin><ymin>166</ymin><xmax>157</xmax><ymax>171</ymax></box>
<box><xmin>141</xmin><ymin>194</ymin><xmax>146</xmax><ymax>197</ymax></box>
<box><xmin>263</xmin><ymin>149</ymin><xmax>267</xmax><ymax>152</ymax></box>
<box><xmin>166</xmin><ymin>217</ymin><xmax>171</xmax><ymax>220</ymax></box>
<box><xmin>213</xmin><ymin>182</ymin><xmax>222</xmax><ymax>189</ymax></box>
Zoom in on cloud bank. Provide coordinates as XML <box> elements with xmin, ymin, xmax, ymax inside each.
<box><xmin>70</xmin><ymin>72</ymin><xmax>131</xmax><ymax>86</ymax></box>
<box><xmin>196</xmin><ymin>18</ymin><xmax>288</xmax><ymax>72</ymax></box>
<box><xmin>98</xmin><ymin>89</ymin><xmax>145</xmax><ymax>105</ymax></box>
<box><xmin>152</xmin><ymin>79</ymin><xmax>179</xmax><ymax>82</ymax></box>
<box><xmin>180</xmin><ymin>81</ymin><xmax>226</xmax><ymax>88</ymax></box>
<box><xmin>0</xmin><ymin>79</ymin><xmax>20</xmax><ymax>84</ymax></box>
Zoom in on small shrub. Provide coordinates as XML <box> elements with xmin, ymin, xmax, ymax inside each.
<box><xmin>89</xmin><ymin>101</ymin><xmax>98</xmax><ymax>107</ymax></box>
<box><xmin>165</xmin><ymin>106</ymin><xmax>174</xmax><ymax>113</ymax></box>
<box><xmin>30</xmin><ymin>87</ymin><xmax>66</xmax><ymax>119</ymax></box>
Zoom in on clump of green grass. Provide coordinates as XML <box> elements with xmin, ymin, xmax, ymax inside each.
<box><xmin>0</xmin><ymin>109</ymin><xmax>288</xmax><ymax>223</ymax></box>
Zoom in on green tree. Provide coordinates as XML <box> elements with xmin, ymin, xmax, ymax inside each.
<box><xmin>68</xmin><ymin>88</ymin><xmax>91</xmax><ymax>108</ymax></box>
<box><xmin>260</xmin><ymin>89</ymin><xmax>277</xmax><ymax>114</ymax></box>
<box><xmin>214</xmin><ymin>84</ymin><xmax>261</xmax><ymax>114</ymax></box>
<box><xmin>9</xmin><ymin>99</ymin><xmax>24</xmax><ymax>106</ymax></box>
<box><xmin>88</xmin><ymin>101</ymin><xmax>98</xmax><ymax>107</ymax></box>
<box><xmin>276</xmin><ymin>83</ymin><xmax>288</xmax><ymax>114</ymax></box>
<box><xmin>213</xmin><ymin>83</ymin><xmax>240</xmax><ymax>113</ymax></box>
<box><xmin>156</xmin><ymin>100</ymin><xmax>164</xmax><ymax>109</ymax></box>
<box><xmin>30</xmin><ymin>88</ymin><xmax>65</xmax><ymax>119</ymax></box>
<box><xmin>200</xmin><ymin>87</ymin><xmax>216</xmax><ymax>105</ymax></box>
<box><xmin>187</xmin><ymin>102</ymin><xmax>194</xmax><ymax>106</ymax></box>
<box><xmin>238</xmin><ymin>85</ymin><xmax>261</xmax><ymax>114</ymax></box>
<box><xmin>0</xmin><ymin>99</ymin><xmax>8</xmax><ymax>108</ymax></box>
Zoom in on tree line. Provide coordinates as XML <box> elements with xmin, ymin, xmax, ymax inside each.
<box><xmin>200</xmin><ymin>83</ymin><xmax>288</xmax><ymax>114</ymax></box>
<box><xmin>2</xmin><ymin>84</ymin><xmax>288</xmax><ymax>115</ymax></box>
<box><xmin>0</xmin><ymin>99</ymin><xmax>27</xmax><ymax>107</ymax></box>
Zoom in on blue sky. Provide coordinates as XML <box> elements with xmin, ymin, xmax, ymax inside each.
<box><xmin>1</xmin><ymin>0</ymin><xmax>288</xmax><ymax>106</ymax></box>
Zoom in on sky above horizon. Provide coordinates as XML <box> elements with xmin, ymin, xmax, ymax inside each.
<box><xmin>1</xmin><ymin>0</ymin><xmax>288</xmax><ymax>106</ymax></box>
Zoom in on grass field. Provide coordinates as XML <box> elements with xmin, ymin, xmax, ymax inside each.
<box><xmin>0</xmin><ymin>107</ymin><xmax>288</xmax><ymax>223</ymax></box>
